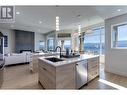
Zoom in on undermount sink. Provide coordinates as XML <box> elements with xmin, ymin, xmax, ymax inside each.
<box><xmin>61</xmin><ymin>54</ymin><xmax>80</xmax><ymax>58</ymax></box>
<box><xmin>45</xmin><ymin>57</ymin><xmax>64</xmax><ymax>62</ymax></box>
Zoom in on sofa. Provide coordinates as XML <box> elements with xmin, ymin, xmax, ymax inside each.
<box><xmin>5</xmin><ymin>52</ymin><xmax>32</xmax><ymax>66</ymax></box>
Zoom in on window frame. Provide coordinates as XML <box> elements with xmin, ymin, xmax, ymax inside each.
<box><xmin>84</xmin><ymin>26</ymin><xmax>105</xmax><ymax>55</ymax></box>
<box><xmin>111</xmin><ymin>22</ymin><xmax>127</xmax><ymax>49</ymax></box>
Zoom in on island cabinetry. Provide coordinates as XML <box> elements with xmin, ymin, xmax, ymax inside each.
<box><xmin>87</xmin><ymin>57</ymin><xmax>99</xmax><ymax>82</ymax></box>
<box><xmin>38</xmin><ymin>59</ymin><xmax>76</xmax><ymax>89</ymax></box>
<box><xmin>32</xmin><ymin>55</ymin><xmax>41</xmax><ymax>72</ymax></box>
<box><xmin>32</xmin><ymin>53</ymin><xmax>59</xmax><ymax>72</ymax></box>
<box><xmin>38</xmin><ymin>60</ymin><xmax>56</xmax><ymax>89</ymax></box>
<box><xmin>55</xmin><ymin>63</ymin><xmax>76</xmax><ymax>89</ymax></box>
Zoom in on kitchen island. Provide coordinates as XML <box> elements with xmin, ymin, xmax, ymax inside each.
<box><xmin>38</xmin><ymin>54</ymin><xmax>99</xmax><ymax>89</ymax></box>
<box><xmin>31</xmin><ymin>52</ymin><xmax>59</xmax><ymax>72</ymax></box>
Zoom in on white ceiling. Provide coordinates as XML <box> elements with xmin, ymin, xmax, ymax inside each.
<box><xmin>0</xmin><ymin>6</ymin><xmax>127</xmax><ymax>34</ymax></box>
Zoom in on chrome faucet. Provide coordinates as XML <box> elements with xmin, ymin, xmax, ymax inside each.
<box><xmin>55</xmin><ymin>46</ymin><xmax>62</xmax><ymax>58</ymax></box>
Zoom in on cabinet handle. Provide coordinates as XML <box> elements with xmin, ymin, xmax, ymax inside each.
<box><xmin>91</xmin><ymin>65</ymin><xmax>98</xmax><ymax>68</ymax></box>
<box><xmin>42</xmin><ymin>67</ymin><xmax>47</xmax><ymax>71</ymax></box>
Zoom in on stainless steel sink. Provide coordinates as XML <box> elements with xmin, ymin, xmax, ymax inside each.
<box><xmin>45</xmin><ymin>57</ymin><xmax>64</xmax><ymax>62</ymax></box>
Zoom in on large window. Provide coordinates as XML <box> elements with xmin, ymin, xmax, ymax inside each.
<box><xmin>84</xmin><ymin>27</ymin><xmax>105</xmax><ymax>55</ymax></box>
<box><xmin>39</xmin><ymin>41</ymin><xmax>45</xmax><ymax>50</ymax></box>
<box><xmin>47</xmin><ymin>38</ymin><xmax>54</xmax><ymax>51</ymax></box>
<box><xmin>57</xmin><ymin>40</ymin><xmax>71</xmax><ymax>51</ymax></box>
<box><xmin>112</xmin><ymin>24</ymin><xmax>127</xmax><ymax>48</ymax></box>
<box><xmin>64</xmin><ymin>40</ymin><xmax>71</xmax><ymax>49</ymax></box>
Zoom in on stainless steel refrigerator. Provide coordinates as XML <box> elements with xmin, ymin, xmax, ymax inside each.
<box><xmin>0</xmin><ymin>32</ymin><xmax>4</xmax><ymax>88</ymax></box>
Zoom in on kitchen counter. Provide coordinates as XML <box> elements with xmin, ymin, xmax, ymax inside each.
<box><xmin>38</xmin><ymin>54</ymin><xmax>99</xmax><ymax>67</ymax></box>
<box><xmin>31</xmin><ymin>52</ymin><xmax>60</xmax><ymax>72</ymax></box>
<box><xmin>33</xmin><ymin>52</ymin><xmax>60</xmax><ymax>56</ymax></box>
<box><xmin>38</xmin><ymin>54</ymin><xmax>99</xmax><ymax>89</ymax></box>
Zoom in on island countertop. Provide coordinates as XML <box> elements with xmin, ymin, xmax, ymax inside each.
<box><xmin>33</xmin><ymin>52</ymin><xmax>60</xmax><ymax>56</ymax></box>
<box><xmin>38</xmin><ymin>54</ymin><xmax>99</xmax><ymax>67</ymax></box>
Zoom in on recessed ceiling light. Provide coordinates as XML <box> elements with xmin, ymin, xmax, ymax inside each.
<box><xmin>117</xmin><ymin>9</ymin><xmax>121</xmax><ymax>12</ymax></box>
<box><xmin>77</xmin><ymin>15</ymin><xmax>81</xmax><ymax>18</ymax></box>
<box><xmin>39</xmin><ymin>21</ymin><xmax>42</xmax><ymax>24</ymax></box>
<box><xmin>16</xmin><ymin>11</ymin><xmax>20</xmax><ymax>15</ymax></box>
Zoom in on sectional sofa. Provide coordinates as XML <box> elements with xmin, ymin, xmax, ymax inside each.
<box><xmin>5</xmin><ymin>52</ymin><xmax>32</xmax><ymax>66</ymax></box>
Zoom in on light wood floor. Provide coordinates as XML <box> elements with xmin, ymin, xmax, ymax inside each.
<box><xmin>1</xmin><ymin>63</ymin><xmax>127</xmax><ymax>89</ymax></box>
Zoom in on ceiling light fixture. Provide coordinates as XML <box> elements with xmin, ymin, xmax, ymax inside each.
<box><xmin>39</xmin><ymin>21</ymin><xmax>42</xmax><ymax>24</ymax></box>
<box><xmin>77</xmin><ymin>14</ymin><xmax>81</xmax><ymax>18</ymax></box>
<box><xmin>117</xmin><ymin>9</ymin><xmax>121</xmax><ymax>12</ymax></box>
<box><xmin>16</xmin><ymin>11</ymin><xmax>20</xmax><ymax>15</ymax></box>
<box><xmin>56</xmin><ymin>16</ymin><xmax>60</xmax><ymax>31</ymax></box>
<box><xmin>78</xmin><ymin>24</ymin><xmax>81</xmax><ymax>35</ymax></box>
<box><xmin>77</xmin><ymin>14</ymin><xmax>82</xmax><ymax>36</ymax></box>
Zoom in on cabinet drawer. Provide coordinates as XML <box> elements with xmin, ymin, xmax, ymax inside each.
<box><xmin>88</xmin><ymin>58</ymin><xmax>99</xmax><ymax>69</ymax></box>
<box><xmin>88</xmin><ymin>65</ymin><xmax>99</xmax><ymax>72</ymax></box>
<box><xmin>39</xmin><ymin>67</ymin><xmax>56</xmax><ymax>89</ymax></box>
<box><xmin>38</xmin><ymin>60</ymin><xmax>55</xmax><ymax>76</ymax></box>
<box><xmin>88</xmin><ymin>71</ymin><xmax>99</xmax><ymax>81</ymax></box>
<box><xmin>88</xmin><ymin>63</ymin><xmax>99</xmax><ymax>70</ymax></box>
<box><xmin>88</xmin><ymin>57</ymin><xmax>99</xmax><ymax>63</ymax></box>
<box><xmin>88</xmin><ymin>66</ymin><xmax>99</xmax><ymax>81</ymax></box>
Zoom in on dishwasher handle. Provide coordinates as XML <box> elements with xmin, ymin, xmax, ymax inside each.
<box><xmin>76</xmin><ymin>60</ymin><xmax>87</xmax><ymax>65</ymax></box>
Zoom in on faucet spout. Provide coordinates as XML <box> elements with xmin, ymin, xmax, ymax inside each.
<box><xmin>55</xmin><ymin>46</ymin><xmax>62</xmax><ymax>58</ymax></box>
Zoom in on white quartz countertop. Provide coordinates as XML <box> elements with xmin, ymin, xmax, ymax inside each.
<box><xmin>38</xmin><ymin>54</ymin><xmax>99</xmax><ymax>67</ymax></box>
<box><xmin>33</xmin><ymin>52</ymin><xmax>60</xmax><ymax>56</ymax></box>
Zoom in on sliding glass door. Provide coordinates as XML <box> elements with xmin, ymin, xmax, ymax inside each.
<box><xmin>84</xmin><ymin>27</ymin><xmax>105</xmax><ymax>55</ymax></box>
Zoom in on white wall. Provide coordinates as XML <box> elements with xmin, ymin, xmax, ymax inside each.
<box><xmin>0</xmin><ymin>28</ymin><xmax>15</xmax><ymax>54</ymax></box>
<box><xmin>34</xmin><ymin>32</ymin><xmax>45</xmax><ymax>51</ymax></box>
<box><xmin>105</xmin><ymin>13</ymin><xmax>127</xmax><ymax>77</ymax></box>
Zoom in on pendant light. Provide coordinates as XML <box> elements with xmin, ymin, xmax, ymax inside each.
<box><xmin>77</xmin><ymin>14</ymin><xmax>82</xmax><ymax>36</ymax></box>
<box><xmin>56</xmin><ymin>16</ymin><xmax>60</xmax><ymax>31</ymax></box>
<box><xmin>78</xmin><ymin>24</ymin><xmax>81</xmax><ymax>36</ymax></box>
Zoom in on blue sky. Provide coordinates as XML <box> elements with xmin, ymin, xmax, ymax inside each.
<box><xmin>84</xmin><ymin>29</ymin><xmax>104</xmax><ymax>43</ymax></box>
<box><xmin>118</xmin><ymin>25</ymin><xmax>127</xmax><ymax>41</ymax></box>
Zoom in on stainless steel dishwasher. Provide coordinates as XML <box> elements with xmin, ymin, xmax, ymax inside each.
<box><xmin>76</xmin><ymin>60</ymin><xmax>87</xmax><ymax>89</ymax></box>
